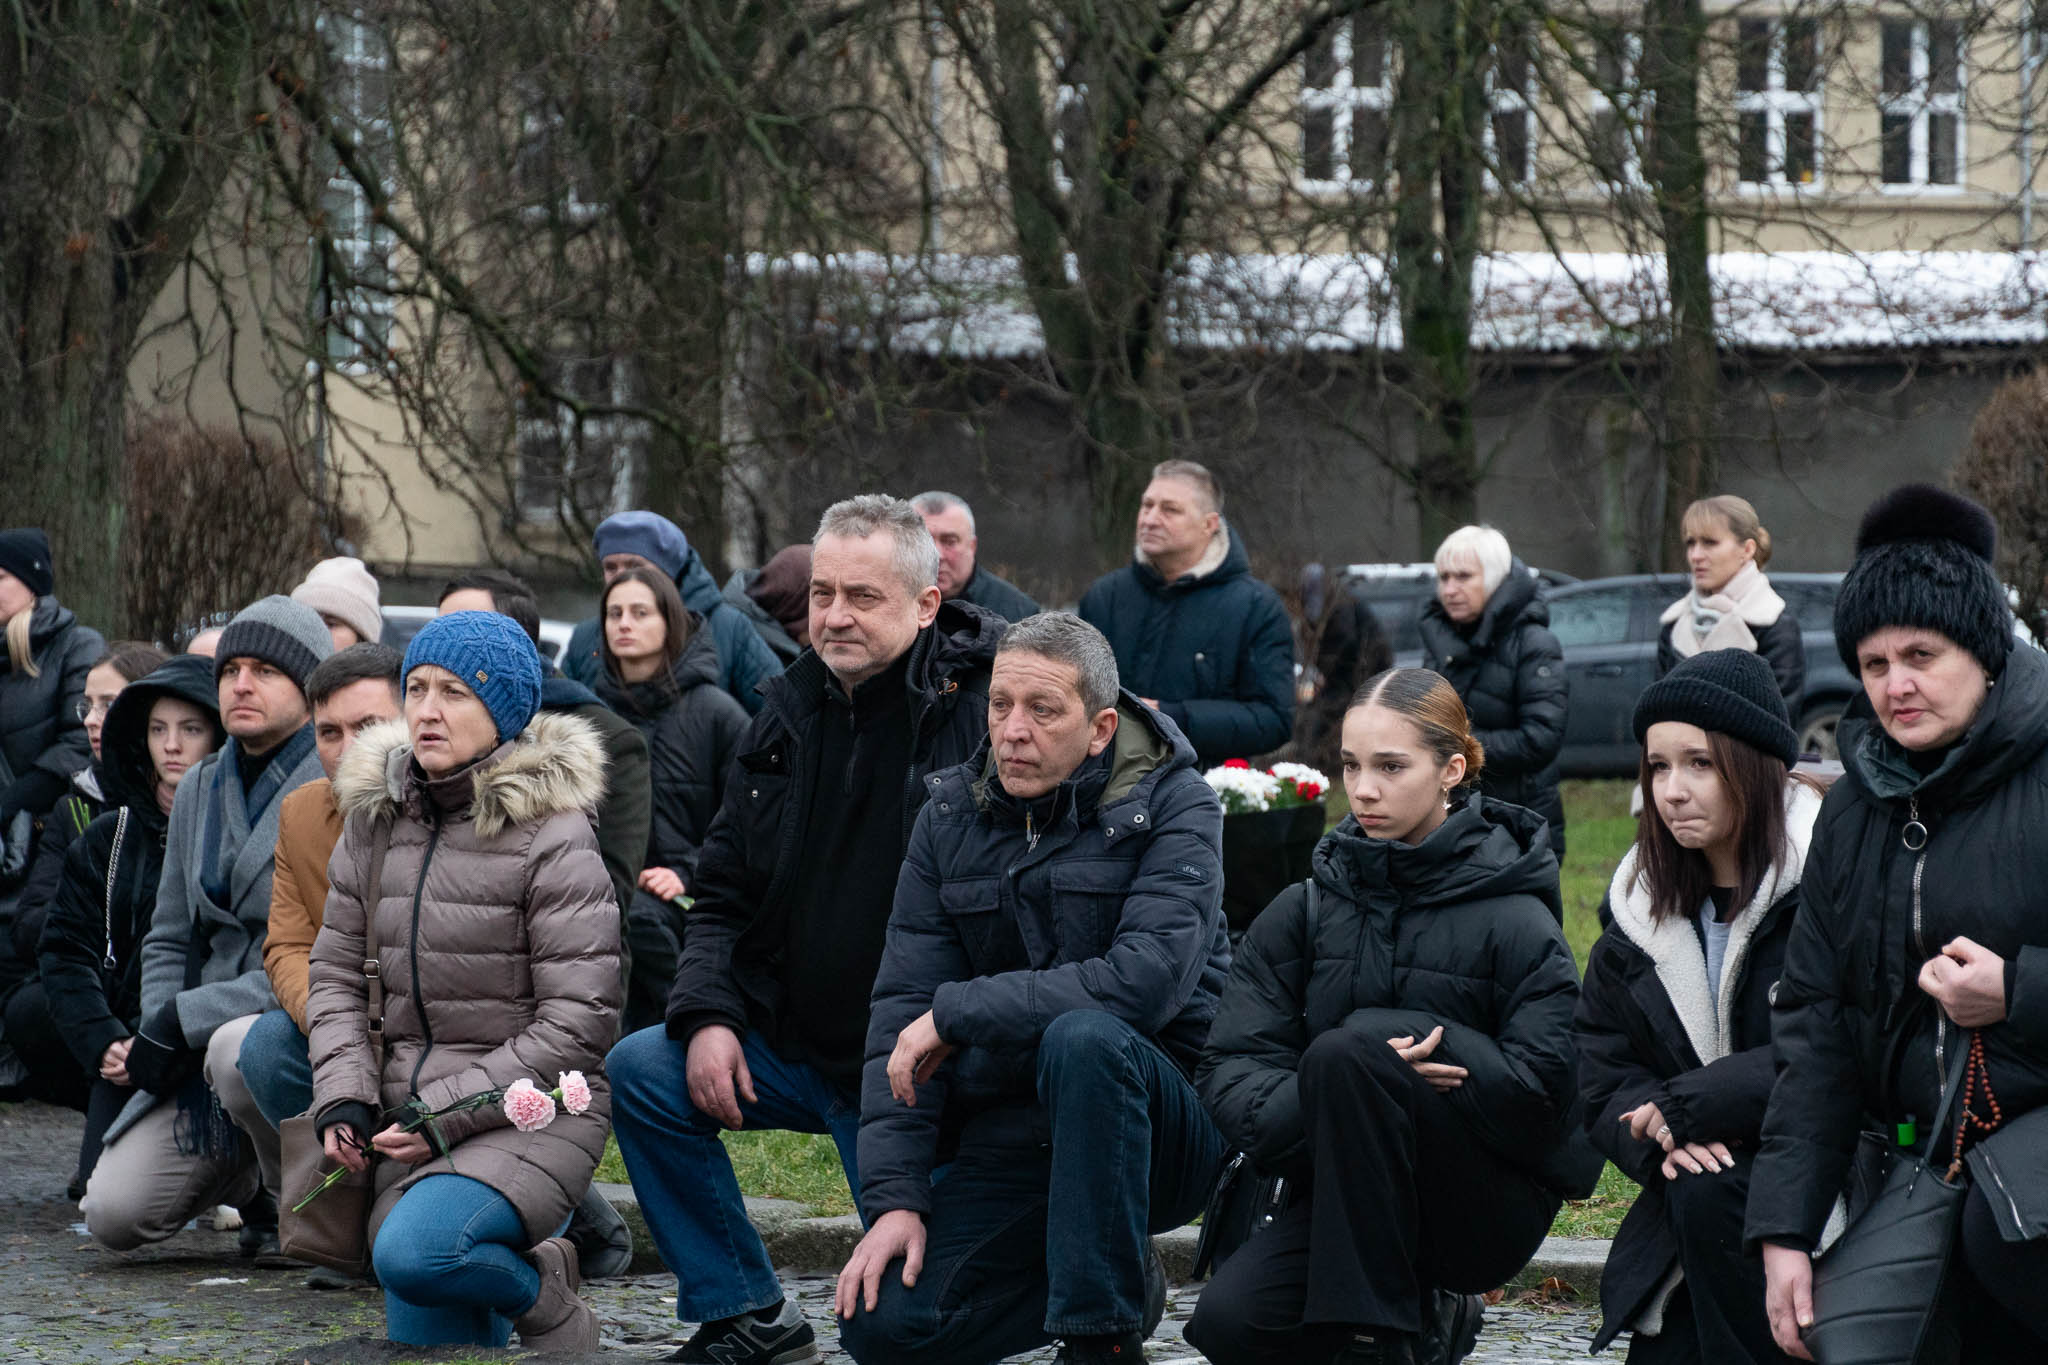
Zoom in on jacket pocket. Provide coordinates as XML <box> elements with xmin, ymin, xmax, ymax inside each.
<box><xmin>938</xmin><ymin>876</ymin><xmax>1018</xmax><ymax>974</ymax></box>
<box><xmin>1048</xmin><ymin>861</ymin><xmax>1133</xmax><ymax>957</ymax></box>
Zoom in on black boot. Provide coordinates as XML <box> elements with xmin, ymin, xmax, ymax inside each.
<box><xmin>1417</xmin><ymin>1290</ymin><xmax>1484</xmax><ymax>1365</ymax></box>
<box><xmin>1339</xmin><ymin>1330</ymin><xmax>1418</xmax><ymax>1365</ymax></box>
<box><xmin>1053</xmin><ymin>1332</ymin><xmax>1147</xmax><ymax>1363</ymax></box>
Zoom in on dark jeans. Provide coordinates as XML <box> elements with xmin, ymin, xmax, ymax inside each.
<box><xmin>237</xmin><ymin>1008</ymin><xmax>314</xmax><ymax>1129</ymax></box>
<box><xmin>2</xmin><ymin>980</ymin><xmax>91</xmax><ymax>1111</ymax></box>
<box><xmin>1622</xmin><ymin>1155</ymin><xmax>1792</xmax><ymax>1365</ymax></box>
<box><xmin>1186</xmin><ymin>1027</ymin><xmax>1558</xmax><ymax>1364</ymax></box>
<box><xmin>838</xmin><ymin>1010</ymin><xmax>1226</xmax><ymax>1364</ymax></box>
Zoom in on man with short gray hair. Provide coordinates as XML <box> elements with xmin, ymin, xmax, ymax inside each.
<box><xmin>607</xmin><ymin>493</ymin><xmax>1006</xmax><ymax>1365</ymax></box>
<box><xmin>836</xmin><ymin>611</ymin><xmax>1229</xmax><ymax>1365</ymax></box>
<box><xmin>912</xmin><ymin>490</ymin><xmax>1040</xmax><ymax>623</ymax></box>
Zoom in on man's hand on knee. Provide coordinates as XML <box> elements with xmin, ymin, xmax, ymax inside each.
<box><xmin>835</xmin><ymin>1209</ymin><xmax>926</xmax><ymax>1320</ymax></box>
<box><xmin>685</xmin><ymin>1025</ymin><xmax>755</xmax><ymax>1130</ymax></box>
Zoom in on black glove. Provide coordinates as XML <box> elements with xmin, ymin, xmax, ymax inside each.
<box><xmin>0</xmin><ymin>809</ymin><xmax>32</xmax><ymax>882</ymax></box>
<box><xmin>317</xmin><ymin>1101</ymin><xmax>378</xmax><ymax>1147</ymax></box>
<box><xmin>123</xmin><ymin>1003</ymin><xmax>199</xmax><ymax>1096</ymax></box>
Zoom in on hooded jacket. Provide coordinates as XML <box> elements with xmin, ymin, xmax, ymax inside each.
<box><xmin>592</xmin><ymin>616</ymin><xmax>749</xmax><ymax>879</ymax></box>
<box><xmin>564</xmin><ymin>549</ymin><xmax>784</xmax><ymax>714</ymax></box>
<box><xmin>1748</xmin><ymin>643</ymin><xmax>2048</xmax><ymax>1253</ymax></box>
<box><xmin>1198</xmin><ymin>797</ymin><xmax>1598</xmax><ymax>1198</ymax></box>
<box><xmin>1575</xmin><ymin>779</ymin><xmax>1821</xmax><ymax>1349</ymax></box>
<box><xmin>36</xmin><ymin>657</ymin><xmax>223</xmax><ymax>1072</ymax></box>
<box><xmin>857</xmin><ymin>696</ymin><xmax>1229</xmax><ymax>1219</ymax></box>
<box><xmin>664</xmin><ymin>600</ymin><xmax>1004</xmax><ymax>1050</ymax></box>
<box><xmin>307</xmin><ymin>713</ymin><xmax>621</xmax><ymax>1246</ymax></box>
<box><xmin>1417</xmin><ymin>562</ymin><xmax>1569</xmax><ymax>854</ymax></box>
<box><xmin>0</xmin><ymin>597</ymin><xmax>105</xmax><ymax>827</ymax></box>
<box><xmin>724</xmin><ymin>567</ymin><xmax>804</xmax><ymax>667</ymax></box>
<box><xmin>1077</xmin><ymin>523</ymin><xmax>1295</xmax><ymax>768</ymax></box>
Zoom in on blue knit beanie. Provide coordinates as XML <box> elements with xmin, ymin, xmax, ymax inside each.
<box><xmin>402</xmin><ymin>611</ymin><xmax>543</xmax><ymax>743</ymax></box>
<box><xmin>593</xmin><ymin>510</ymin><xmax>690</xmax><ymax>581</ymax></box>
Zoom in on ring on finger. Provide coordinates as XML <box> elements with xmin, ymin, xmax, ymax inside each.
<box><xmin>1656</xmin><ymin>1124</ymin><xmax>1672</xmax><ymax>1141</ymax></box>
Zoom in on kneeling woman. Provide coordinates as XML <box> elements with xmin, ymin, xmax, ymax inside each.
<box><xmin>1575</xmin><ymin>649</ymin><xmax>1819</xmax><ymax>1364</ymax></box>
<box><xmin>308</xmin><ymin>612</ymin><xmax>621</xmax><ymax>1350</ymax></box>
<box><xmin>1190</xmin><ymin>669</ymin><xmax>1597</xmax><ymax>1365</ymax></box>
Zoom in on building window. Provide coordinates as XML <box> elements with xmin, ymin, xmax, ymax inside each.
<box><xmin>1880</xmin><ymin>18</ymin><xmax>1963</xmax><ymax>186</ymax></box>
<box><xmin>1736</xmin><ymin>18</ymin><xmax>1823</xmax><ymax>185</ymax></box>
<box><xmin>1488</xmin><ymin>26</ymin><xmax>1537</xmax><ymax>185</ymax></box>
<box><xmin>1051</xmin><ymin>82</ymin><xmax>1088</xmax><ymax>193</ymax></box>
<box><xmin>315</xmin><ymin>12</ymin><xmax>394</xmax><ymax>365</ymax></box>
<box><xmin>1299</xmin><ymin>12</ymin><xmax>1394</xmax><ymax>187</ymax></box>
<box><xmin>1588</xmin><ymin>31</ymin><xmax>1648</xmax><ymax>186</ymax></box>
<box><xmin>513</xmin><ymin>103</ymin><xmax>605</xmax><ymax>225</ymax></box>
<box><xmin>515</xmin><ymin>356</ymin><xmax>647</xmax><ymax>524</ymax></box>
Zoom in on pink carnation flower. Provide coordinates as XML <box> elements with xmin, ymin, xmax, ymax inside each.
<box><xmin>557</xmin><ymin>1071</ymin><xmax>593</xmax><ymax>1115</ymax></box>
<box><xmin>503</xmin><ymin>1078</ymin><xmax>558</xmax><ymax>1132</ymax></box>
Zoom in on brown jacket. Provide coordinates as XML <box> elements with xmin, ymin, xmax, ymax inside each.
<box><xmin>307</xmin><ymin>713</ymin><xmax>622</xmax><ymax>1245</ymax></box>
<box><xmin>263</xmin><ymin>779</ymin><xmax>344</xmax><ymax>1032</ymax></box>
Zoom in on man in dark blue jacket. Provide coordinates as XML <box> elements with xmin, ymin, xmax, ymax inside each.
<box><xmin>1078</xmin><ymin>460</ymin><xmax>1294</xmax><ymax>768</ymax></box>
<box><xmin>834</xmin><ymin>612</ymin><xmax>1229</xmax><ymax>1365</ymax></box>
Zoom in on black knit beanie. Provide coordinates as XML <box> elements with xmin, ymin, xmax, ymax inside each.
<box><xmin>1832</xmin><ymin>484</ymin><xmax>2010</xmax><ymax>676</ymax></box>
<box><xmin>1634</xmin><ymin>648</ymin><xmax>1800</xmax><ymax>765</ymax></box>
<box><xmin>0</xmin><ymin>528</ymin><xmax>53</xmax><ymax>599</ymax></box>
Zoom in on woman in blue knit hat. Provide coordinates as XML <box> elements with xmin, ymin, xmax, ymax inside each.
<box><xmin>305</xmin><ymin>611</ymin><xmax>621</xmax><ymax>1351</ymax></box>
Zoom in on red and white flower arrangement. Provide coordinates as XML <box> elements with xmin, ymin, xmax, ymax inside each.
<box><xmin>1202</xmin><ymin>759</ymin><xmax>1328</xmax><ymax>815</ymax></box>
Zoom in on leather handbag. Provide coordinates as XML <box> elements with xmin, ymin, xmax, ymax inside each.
<box><xmin>1804</xmin><ymin>1039</ymin><xmax>1974</xmax><ymax>1365</ymax></box>
<box><xmin>279</xmin><ymin>821</ymin><xmax>391</xmax><ymax>1276</ymax></box>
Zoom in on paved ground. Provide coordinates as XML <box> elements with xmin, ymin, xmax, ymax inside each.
<box><xmin>0</xmin><ymin>1100</ymin><xmax>1601</xmax><ymax>1363</ymax></box>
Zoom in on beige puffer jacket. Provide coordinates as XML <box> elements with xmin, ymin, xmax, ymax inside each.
<box><xmin>307</xmin><ymin>712</ymin><xmax>621</xmax><ymax>1246</ymax></box>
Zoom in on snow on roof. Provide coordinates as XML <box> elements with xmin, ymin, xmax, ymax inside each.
<box><xmin>747</xmin><ymin>249</ymin><xmax>2048</xmax><ymax>357</ymax></box>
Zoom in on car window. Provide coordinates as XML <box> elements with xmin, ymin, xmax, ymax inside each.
<box><xmin>1778</xmin><ymin>580</ymin><xmax>1838</xmax><ymax>627</ymax></box>
<box><xmin>1549</xmin><ymin>588</ymin><xmax>1635</xmax><ymax>647</ymax></box>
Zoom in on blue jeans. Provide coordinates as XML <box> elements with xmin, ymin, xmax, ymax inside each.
<box><xmin>237</xmin><ymin>1008</ymin><xmax>313</xmax><ymax>1130</ymax></box>
<box><xmin>374</xmin><ymin>1174</ymin><xmax>539</xmax><ymax>1347</ymax></box>
<box><xmin>607</xmin><ymin>1024</ymin><xmax>861</xmax><ymax>1322</ymax></box>
<box><xmin>838</xmin><ymin>1010</ymin><xmax>1226</xmax><ymax>1364</ymax></box>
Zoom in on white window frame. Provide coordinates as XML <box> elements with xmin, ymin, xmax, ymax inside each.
<box><xmin>1878</xmin><ymin>18</ymin><xmax>1966</xmax><ymax>191</ymax></box>
<box><xmin>1588</xmin><ymin>33</ymin><xmax>1649</xmax><ymax>188</ymax></box>
<box><xmin>1296</xmin><ymin>19</ymin><xmax>1396</xmax><ymax>191</ymax></box>
<box><xmin>515</xmin><ymin>359</ymin><xmax>646</xmax><ymax>524</ymax></box>
<box><xmin>1485</xmin><ymin>29</ymin><xmax>1538</xmax><ymax>188</ymax></box>
<box><xmin>515</xmin><ymin>106</ymin><xmax>606</xmax><ymax>225</ymax></box>
<box><xmin>315</xmin><ymin>12</ymin><xmax>395</xmax><ymax>369</ymax></box>
<box><xmin>1735</xmin><ymin>18</ymin><xmax>1826</xmax><ymax>189</ymax></box>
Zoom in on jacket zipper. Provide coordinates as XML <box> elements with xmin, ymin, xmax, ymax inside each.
<box><xmin>1977</xmin><ymin>1145</ymin><xmax>2031</xmax><ymax>1235</ymax></box>
<box><xmin>406</xmin><ymin>817</ymin><xmax>445</xmax><ymax>1099</ymax></box>
<box><xmin>1904</xmin><ymin>797</ymin><xmax>1946</xmax><ymax>1093</ymax></box>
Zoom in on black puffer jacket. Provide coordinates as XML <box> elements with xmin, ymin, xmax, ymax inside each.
<box><xmin>0</xmin><ymin>598</ymin><xmax>104</xmax><ymax>827</ymax></box>
<box><xmin>594</xmin><ymin>618</ymin><xmax>749</xmax><ymax>880</ymax></box>
<box><xmin>36</xmin><ymin>656</ymin><xmax>221</xmax><ymax>1072</ymax></box>
<box><xmin>1077</xmin><ymin>525</ymin><xmax>1295</xmax><ymax>767</ymax></box>
<box><xmin>1749</xmin><ymin>643</ymin><xmax>2048</xmax><ymax>1252</ymax></box>
<box><xmin>664</xmin><ymin>600</ymin><xmax>1004</xmax><ymax>1044</ymax></box>
<box><xmin>857</xmin><ymin>697</ymin><xmax>1229</xmax><ymax>1219</ymax></box>
<box><xmin>1575</xmin><ymin>779</ymin><xmax>1821</xmax><ymax>1350</ymax></box>
<box><xmin>1417</xmin><ymin>563</ymin><xmax>1568</xmax><ymax>855</ymax></box>
<box><xmin>1198</xmin><ymin>797</ymin><xmax>1599</xmax><ymax>1197</ymax></box>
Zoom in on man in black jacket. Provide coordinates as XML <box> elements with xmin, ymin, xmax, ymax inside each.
<box><xmin>1078</xmin><ymin>460</ymin><xmax>1294</xmax><ymax>768</ymax></box>
<box><xmin>608</xmin><ymin>495</ymin><xmax>1002</xmax><ymax>1365</ymax></box>
<box><xmin>834</xmin><ymin>612</ymin><xmax>1228</xmax><ymax>1365</ymax></box>
<box><xmin>912</xmin><ymin>490</ymin><xmax>1040</xmax><ymax>624</ymax></box>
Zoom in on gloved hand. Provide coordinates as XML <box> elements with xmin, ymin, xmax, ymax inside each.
<box><xmin>0</xmin><ymin>810</ymin><xmax>31</xmax><ymax>882</ymax></box>
<box><xmin>123</xmin><ymin>1002</ymin><xmax>199</xmax><ymax>1096</ymax></box>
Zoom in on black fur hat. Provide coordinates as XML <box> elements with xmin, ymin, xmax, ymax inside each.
<box><xmin>1833</xmin><ymin>484</ymin><xmax>2010</xmax><ymax>675</ymax></box>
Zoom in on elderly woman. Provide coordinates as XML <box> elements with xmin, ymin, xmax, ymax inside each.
<box><xmin>1417</xmin><ymin>526</ymin><xmax>1569</xmax><ymax>855</ymax></box>
<box><xmin>1655</xmin><ymin>496</ymin><xmax>1803</xmax><ymax>719</ymax></box>
<box><xmin>308</xmin><ymin>611</ymin><xmax>620</xmax><ymax>1350</ymax></box>
<box><xmin>1749</xmin><ymin>486</ymin><xmax>2048</xmax><ymax>1360</ymax></box>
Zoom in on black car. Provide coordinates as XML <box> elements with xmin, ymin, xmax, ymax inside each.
<box><xmin>1542</xmin><ymin>573</ymin><xmax>1854</xmax><ymax>776</ymax></box>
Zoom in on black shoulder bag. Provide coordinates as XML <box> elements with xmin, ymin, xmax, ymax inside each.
<box><xmin>1191</xmin><ymin>878</ymin><xmax>1319</xmax><ymax>1279</ymax></box>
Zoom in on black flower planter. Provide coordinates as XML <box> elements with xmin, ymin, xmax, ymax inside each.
<box><xmin>1219</xmin><ymin>803</ymin><xmax>1328</xmax><ymax>930</ymax></box>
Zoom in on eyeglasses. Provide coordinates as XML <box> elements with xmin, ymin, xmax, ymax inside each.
<box><xmin>72</xmin><ymin>697</ymin><xmax>114</xmax><ymax>722</ymax></box>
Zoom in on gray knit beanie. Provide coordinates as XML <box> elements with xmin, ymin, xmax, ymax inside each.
<box><xmin>214</xmin><ymin>595</ymin><xmax>335</xmax><ymax>694</ymax></box>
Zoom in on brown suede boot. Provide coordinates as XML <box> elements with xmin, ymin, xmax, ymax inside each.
<box><xmin>516</xmin><ymin>1235</ymin><xmax>598</xmax><ymax>1352</ymax></box>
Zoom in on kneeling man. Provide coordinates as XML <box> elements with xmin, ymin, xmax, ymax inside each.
<box><xmin>836</xmin><ymin>612</ymin><xmax>1230</xmax><ymax>1365</ymax></box>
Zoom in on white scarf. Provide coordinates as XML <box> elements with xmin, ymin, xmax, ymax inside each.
<box><xmin>1660</xmin><ymin>562</ymin><xmax>1787</xmax><ymax>659</ymax></box>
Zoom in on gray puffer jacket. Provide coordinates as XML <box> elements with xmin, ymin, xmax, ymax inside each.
<box><xmin>308</xmin><ymin>713</ymin><xmax>622</xmax><ymax>1246</ymax></box>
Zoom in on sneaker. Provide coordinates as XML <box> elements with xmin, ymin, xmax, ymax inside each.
<box><xmin>1417</xmin><ymin>1290</ymin><xmax>1484</xmax><ymax>1365</ymax></box>
<box><xmin>665</xmin><ymin>1298</ymin><xmax>821</xmax><ymax>1364</ymax></box>
<box><xmin>1053</xmin><ymin>1333</ymin><xmax>1148</xmax><ymax>1363</ymax></box>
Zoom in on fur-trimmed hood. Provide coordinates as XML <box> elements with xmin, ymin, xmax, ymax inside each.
<box><xmin>333</xmin><ymin>711</ymin><xmax>609</xmax><ymax>840</ymax></box>
<box><xmin>1605</xmin><ymin>777</ymin><xmax>1823</xmax><ymax>1065</ymax></box>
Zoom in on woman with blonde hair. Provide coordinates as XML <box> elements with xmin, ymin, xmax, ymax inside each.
<box><xmin>1655</xmin><ymin>496</ymin><xmax>1803</xmax><ymax>718</ymax></box>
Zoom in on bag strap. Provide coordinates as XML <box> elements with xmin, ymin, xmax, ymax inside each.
<box><xmin>1915</xmin><ymin>1037</ymin><xmax>1975</xmax><ymax>1174</ymax></box>
<box><xmin>360</xmin><ymin>819</ymin><xmax>393</xmax><ymax>1068</ymax></box>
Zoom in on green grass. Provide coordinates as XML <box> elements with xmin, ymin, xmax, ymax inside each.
<box><xmin>601</xmin><ymin>781</ymin><xmax>1646</xmax><ymax>1237</ymax></box>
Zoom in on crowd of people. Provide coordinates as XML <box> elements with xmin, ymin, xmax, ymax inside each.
<box><xmin>0</xmin><ymin>469</ymin><xmax>2041</xmax><ymax>1365</ymax></box>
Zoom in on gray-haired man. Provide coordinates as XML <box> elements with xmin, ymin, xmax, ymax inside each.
<box><xmin>607</xmin><ymin>495</ymin><xmax>1005</xmax><ymax>1365</ymax></box>
<box><xmin>836</xmin><ymin>612</ymin><xmax>1230</xmax><ymax>1365</ymax></box>
<box><xmin>912</xmin><ymin>490</ymin><xmax>1040</xmax><ymax>624</ymax></box>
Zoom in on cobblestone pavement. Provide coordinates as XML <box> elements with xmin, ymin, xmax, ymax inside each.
<box><xmin>1</xmin><ymin>1100</ymin><xmax>1600</xmax><ymax>1363</ymax></box>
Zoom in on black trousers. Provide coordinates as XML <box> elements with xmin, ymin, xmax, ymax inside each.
<box><xmin>1953</xmin><ymin>1178</ymin><xmax>2048</xmax><ymax>1360</ymax></box>
<box><xmin>1621</xmin><ymin>1155</ymin><xmax>1793</xmax><ymax>1365</ymax></box>
<box><xmin>1186</xmin><ymin>1028</ymin><xmax>1558</xmax><ymax>1365</ymax></box>
<box><xmin>1</xmin><ymin>980</ymin><xmax>91</xmax><ymax>1111</ymax></box>
<box><xmin>622</xmin><ymin>890</ymin><xmax>683</xmax><ymax>1038</ymax></box>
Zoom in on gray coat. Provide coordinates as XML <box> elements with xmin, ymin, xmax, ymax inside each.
<box><xmin>104</xmin><ymin>730</ymin><xmax>323</xmax><ymax>1146</ymax></box>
